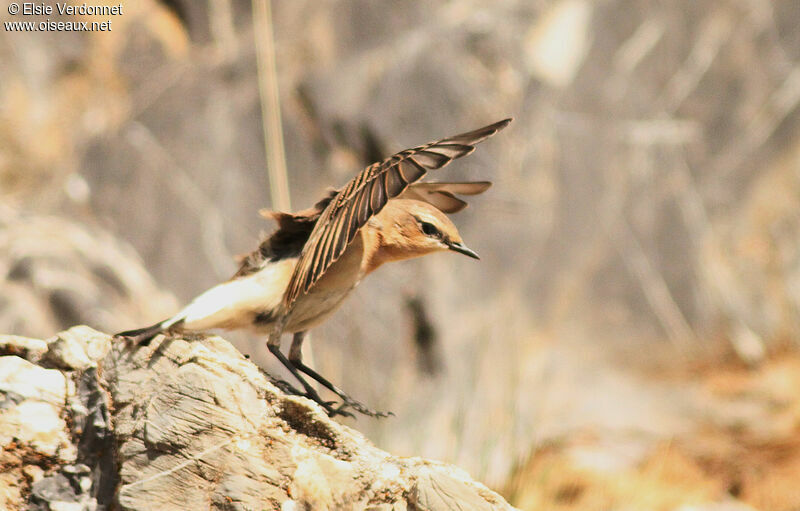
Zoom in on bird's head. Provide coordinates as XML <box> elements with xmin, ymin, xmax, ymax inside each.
<box><xmin>369</xmin><ymin>199</ymin><xmax>480</xmax><ymax>265</ymax></box>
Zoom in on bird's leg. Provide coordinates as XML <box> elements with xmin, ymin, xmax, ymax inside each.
<box><xmin>289</xmin><ymin>332</ymin><xmax>393</xmax><ymax>418</ymax></box>
<box><xmin>267</xmin><ymin>319</ymin><xmax>354</xmax><ymax>418</ymax></box>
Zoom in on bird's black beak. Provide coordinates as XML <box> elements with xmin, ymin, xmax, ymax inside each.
<box><xmin>447</xmin><ymin>241</ymin><xmax>480</xmax><ymax>260</ymax></box>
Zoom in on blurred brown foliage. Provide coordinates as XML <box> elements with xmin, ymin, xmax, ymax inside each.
<box><xmin>2</xmin><ymin>1</ymin><xmax>800</xmax><ymax>509</ymax></box>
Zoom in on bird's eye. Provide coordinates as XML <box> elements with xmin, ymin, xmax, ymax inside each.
<box><xmin>420</xmin><ymin>221</ymin><xmax>439</xmax><ymax>237</ymax></box>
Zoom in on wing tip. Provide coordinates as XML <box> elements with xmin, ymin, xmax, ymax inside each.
<box><xmin>469</xmin><ymin>180</ymin><xmax>493</xmax><ymax>192</ymax></box>
<box><xmin>490</xmin><ymin>117</ymin><xmax>513</xmax><ymax>133</ymax></box>
<box><xmin>448</xmin><ymin>117</ymin><xmax>513</xmax><ymax>145</ymax></box>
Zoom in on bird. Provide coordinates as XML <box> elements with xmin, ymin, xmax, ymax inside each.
<box><xmin>116</xmin><ymin>117</ymin><xmax>512</xmax><ymax>417</ymax></box>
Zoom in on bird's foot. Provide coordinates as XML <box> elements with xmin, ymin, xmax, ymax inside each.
<box><xmin>295</xmin><ymin>390</ymin><xmax>391</xmax><ymax>419</ymax></box>
<box><xmin>264</xmin><ymin>376</ymin><xmax>391</xmax><ymax>418</ymax></box>
<box><xmin>268</xmin><ymin>379</ymin><xmax>355</xmax><ymax>418</ymax></box>
<box><xmin>335</xmin><ymin>395</ymin><xmax>394</xmax><ymax>419</ymax></box>
<box><xmin>311</xmin><ymin>396</ymin><xmax>393</xmax><ymax>419</ymax></box>
<box><xmin>269</xmin><ymin>377</ymin><xmax>302</xmax><ymax>396</ymax></box>
<box><xmin>320</xmin><ymin>400</ymin><xmax>356</xmax><ymax>419</ymax></box>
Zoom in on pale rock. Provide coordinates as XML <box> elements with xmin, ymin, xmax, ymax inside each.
<box><xmin>6</xmin><ymin>401</ymin><xmax>69</xmax><ymax>458</ymax></box>
<box><xmin>1</xmin><ymin>326</ymin><xmax>516</xmax><ymax>510</ymax></box>
<box><xmin>101</xmin><ymin>331</ymin><xmax>517</xmax><ymax>510</ymax></box>
<box><xmin>0</xmin><ymin>356</ymin><xmax>66</xmax><ymax>403</ymax></box>
<box><xmin>23</xmin><ymin>464</ymin><xmax>45</xmax><ymax>483</ymax></box>
<box><xmin>50</xmin><ymin>501</ymin><xmax>89</xmax><ymax>511</ymax></box>
<box><xmin>0</xmin><ymin>335</ymin><xmax>48</xmax><ymax>363</ymax></box>
<box><xmin>44</xmin><ymin>325</ymin><xmax>112</xmax><ymax>370</ymax></box>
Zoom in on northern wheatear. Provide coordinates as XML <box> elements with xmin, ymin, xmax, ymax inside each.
<box><xmin>117</xmin><ymin>118</ymin><xmax>511</xmax><ymax>417</ymax></box>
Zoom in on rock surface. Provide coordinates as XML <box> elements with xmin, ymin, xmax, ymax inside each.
<box><xmin>0</xmin><ymin>326</ymin><xmax>516</xmax><ymax>511</ymax></box>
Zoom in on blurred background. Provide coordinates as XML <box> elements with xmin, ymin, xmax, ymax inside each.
<box><xmin>2</xmin><ymin>0</ymin><xmax>800</xmax><ymax>509</ymax></box>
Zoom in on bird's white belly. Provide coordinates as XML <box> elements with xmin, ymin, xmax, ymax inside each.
<box><xmin>173</xmin><ymin>233</ymin><xmax>368</xmax><ymax>336</ymax></box>
<box><xmin>174</xmin><ymin>258</ymin><xmax>294</xmax><ymax>332</ymax></box>
<box><xmin>284</xmin><ymin>286</ymin><xmax>356</xmax><ymax>333</ymax></box>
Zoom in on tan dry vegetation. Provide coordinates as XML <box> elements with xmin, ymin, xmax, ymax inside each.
<box><xmin>507</xmin><ymin>442</ymin><xmax>723</xmax><ymax>511</ymax></box>
<box><xmin>508</xmin><ymin>353</ymin><xmax>800</xmax><ymax>511</ymax></box>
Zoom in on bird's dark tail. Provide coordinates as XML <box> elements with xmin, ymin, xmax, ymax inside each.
<box><xmin>115</xmin><ymin>321</ymin><xmax>166</xmax><ymax>346</ymax></box>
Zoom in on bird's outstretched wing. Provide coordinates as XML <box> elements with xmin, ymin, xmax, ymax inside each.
<box><xmin>283</xmin><ymin>118</ymin><xmax>511</xmax><ymax>307</ymax></box>
<box><xmin>400</xmin><ymin>181</ymin><xmax>492</xmax><ymax>213</ymax></box>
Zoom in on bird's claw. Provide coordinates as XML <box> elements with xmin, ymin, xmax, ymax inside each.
<box><xmin>305</xmin><ymin>393</ymin><xmax>390</xmax><ymax>419</ymax></box>
<box><xmin>303</xmin><ymin>395</ymin><xmax>354</xmax><ymax>418</ymax></box>
<box><xmin>270</xmin><ymin>377</ymin><xmax>302</xmax><ymax>396</ymax></box>
<box><xmin>329</xmin><ymin>403</ymin><xmax>356</xmax><ymax>419</ymax></box>
<box><xmin>338</xmin><ymin>396</ymin><xmax>394</xmax><ymax>418</ymax></box>
<box><xmin>265</xmin><ymin>374</ymin><xmax>391</xmax><ymax>418</ymax></box>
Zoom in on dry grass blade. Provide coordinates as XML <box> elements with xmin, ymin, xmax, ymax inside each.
<box><xmin>253</xmin><ymin>0</ymin><xmax>291</xmax><ymax>212</ymax></box>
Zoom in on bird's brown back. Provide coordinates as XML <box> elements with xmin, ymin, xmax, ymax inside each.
<box><xmin>233</xmin><ymin>190</ymin><xmax>337</xmax><ymax>278</ymax></box>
